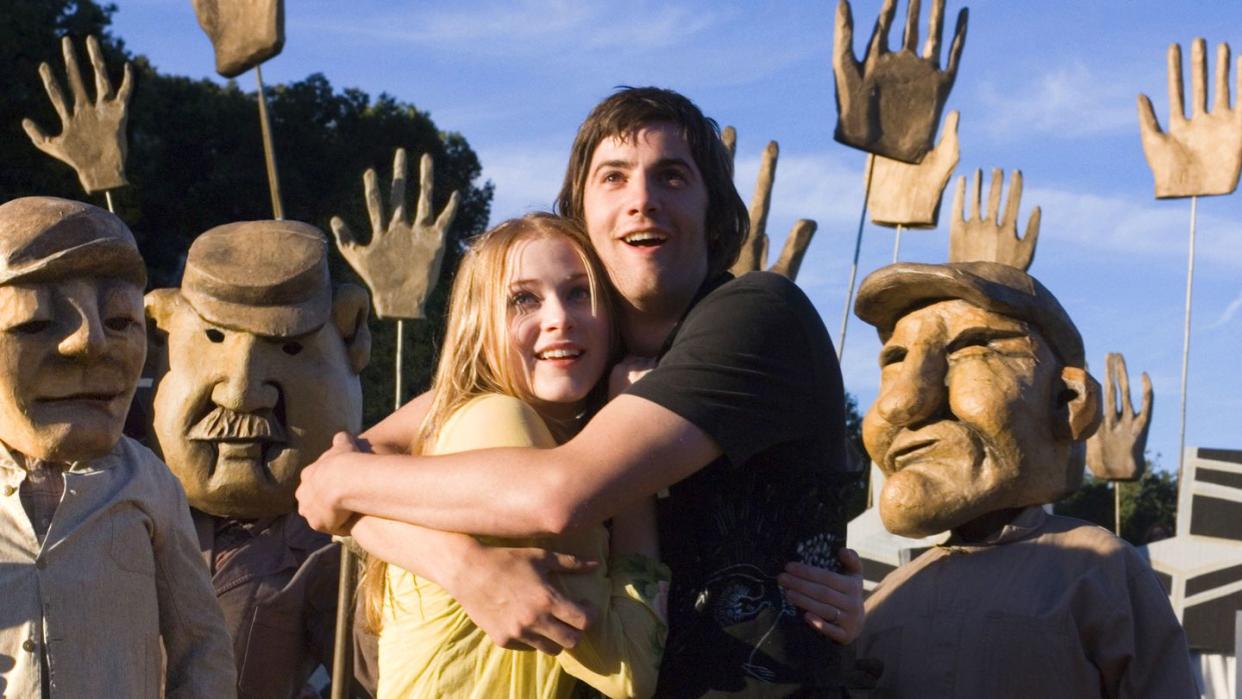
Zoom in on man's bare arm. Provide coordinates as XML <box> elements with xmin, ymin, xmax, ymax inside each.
<box><xmin>351</xmin><ymin>515</ymin><xmax>594</xmax><ymax>654</ymax></box>
<box><xmin>298</xmin><ymin>394</ymin><xmax>720</xmax><ymax>537</ymax></box>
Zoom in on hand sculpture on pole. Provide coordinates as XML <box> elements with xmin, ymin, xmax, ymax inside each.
<box><xmin>833</xmin><ymin>0</ymin><xmax>968</xmax><ymax>163</ymax></box>
<box><xmin>725</xmin><ymin>131</ymin><xmax>818</xmax><ymax>281</ymax></box>
<box><xmin>192</xmin><ymin>0</ymin><xmax>285</xmax><ymax>78</ymax></box>
<box><xmin>22</xmin><ymin>36</ymin><xmax>133</xmax><ymax>195</ymax></box>
<box><xmin>331</xmin><ymin>148</ymin><xmax>461</xmax><ymax>320</ymax></box>
<box><xmin>1137</xmin><ymin>39</ymin><xmax>1242</xmax><ymax>198</ymax></box>
<box><xmin>948</xmin><ymin>168</ymin><xmax>1041</xmax><ymax>271</ymax></box>
<box><xmin>866</xmin><ymin>110</ymin><xmax>960</xmax><ymax>228</ymax></box>
<box><xmin>1086</xmin><ymin>353</ymin><xmax>1153</xmax><ymax>482</ymax></box>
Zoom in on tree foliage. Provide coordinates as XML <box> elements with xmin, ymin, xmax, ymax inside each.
<box><xmin>1054</xmin><ymin>467</ymin><xmax>1179</xmax><ymax>545</ymax></box>
<box><xmin>0</xmin><ymin>1</ymin><xmax>493</xmax><ymax>426</ymax></box>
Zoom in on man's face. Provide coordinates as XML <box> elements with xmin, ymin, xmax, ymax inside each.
<box><xmin>0</xmin><ymin>277</ymin><xmax>145</xmax><ymax>462</ymax></box>
<box><xmin>861</xmin><ymin>299</ymin><xmax>1066</xmax><ymax>537</ymax></box>
<box><xmin>152</xmin><ymin>299</ymin><xmax>361</xmax><ymax>518</ymax></box>
<box><xmin>581</xmin><ymin>122</ymin><xmax>710</xmax><ymax>314</ymax></box>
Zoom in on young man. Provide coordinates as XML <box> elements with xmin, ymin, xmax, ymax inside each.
<box><xmin>299</xmin><ymin>88</ymin><xmax>861</xmax><ymax>695</ymax></box>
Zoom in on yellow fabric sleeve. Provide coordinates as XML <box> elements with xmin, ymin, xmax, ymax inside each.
<box><xmin>376</xmin><ymin>394</ymin><xmax>667</xmax><ymax>699</ymax></box>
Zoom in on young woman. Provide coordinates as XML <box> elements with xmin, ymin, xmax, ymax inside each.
<box><xmin>361</xmin><ymin>213</ymin><xmax>668</xmax><ymax>699</ymax></box>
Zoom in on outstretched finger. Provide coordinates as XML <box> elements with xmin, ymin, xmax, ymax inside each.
<box><xmin>1168</xmin><ymin>43</ymin><xmax>1186</xmax><ymax>125</ymax></box>
<box><xmin>363</xmin><ymin>168</ymin><xmax>384</xmax><ymax>238</ymax></box>
<box><xmin>1191</xmin><ymin>38</ymin><xmax>1208</xmax><ymax>117</ymax></box>
<box><xmin>389</xmin><ymin>148</ymin><xmax>409</xmax><ymax>228</ymax></box>
<box><xmin>944</xmin><ymin>8</ymin><xmax>968</xmax><ymax>79</ymax></box>
<box><xmin>901</xmin><ymin>0</ymin><xmax>921</xmax><ymax>54</ymax></box>
<box><xmin>969</xmin><ymin>168</ymin><xmax>982</xmax><ymax>222</ymax></box>
<box><xmin>986</xmin><ymin>168</ymin><xmax>1003</xmax><ymax>224</ymax></box>
<box><xmin>1115</xmin><ymin>353</ymin><xmax>1135</xmax><ymax>419</ymax></box>
<box><xmin>1215</xmin><ymin>43</ymin><xmax>1232</xmax><ymax>113</ymax></box>
<box><xmin>21</xmin><ymin>119</ymin><xmax>53</xmax><ymax>152</ymax></box>
<box><xmin>1103</xmin><ymin>353</ymin><xmax>1120</xmax><ymax>421</ymax></box>
<box><xmin>1018</xmin><ymin>206</ymin><xmax>1040</xmax><ymax>271</ymax></box>
<box><xmin>1002</xmin><ymin>170</ymin><xmax>1023</xmax><ymax>229</ymax></box>
<box><xmin>61</xmin><ymin>37</ymin><xmax>89</xmax><ymax>110</ymax></box>
<box><xmin>834</xmin><ymin>0</ymin><xmax>857</xmax><ymax>72</ymax></box>
<box><xmin>936</xmin><ymin>110</ymin><xmax>961</xmax><ymax>157</ymax></box>
<box><xmin>37</xmin><ymin>63</ymin><xmax>71</xmax><ymax>124</ymax></box>
<box><xmin>867</xmin><ymin>0</ymin><xmax>898</xmax><ymax>58</ymax></box>
<box><xmin>434</xmin><ymin>190</ymin><xmax>461</xmax><ymax>234</ymax></box>
<box><xmin>329</xmin><ymin>216</ymin><xmax>358</xmax><ymax>250</ymax></box>
<box><xmin>1138</xmin><ymin>372</ymin><xmax>1154</xmax><ymax>429</ymax></box>
<box><xmin>924</xmin><ymin>0</ymin><xmax>945</xmax><ymax>63</ymax></box>
<box><xmin>86</xmin><ymin>36</ymin><xmax>113</xmax><ymax>101</ymax></box>
<box><xmin>951</xmin><ymin>173</ymin><xmax>966</xmax><ymax>225</ymax></box>
<box><xmin>416</xmin><ymin>153</ymin><xmax>435</xmax><ymax>228</ymax></box>
<box><xmin>116</xmin><ymin>62</ymin><xmax>134</xmax><ymax>105</ymax></box>
<box><xmin>1137</xmin><ymin>94</ymin><xmax>1165</xmax><ymax>137</ymax></box>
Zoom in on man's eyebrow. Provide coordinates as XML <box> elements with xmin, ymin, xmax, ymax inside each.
<box><xmin>591</xmin><ymin>158</ymin><xmax>633</xmax><ymax>176</ymax></box>
<box><xmin>654</xmin><ymin>157</ymin><xmax>696</xmax><ymax>173</ymax></box>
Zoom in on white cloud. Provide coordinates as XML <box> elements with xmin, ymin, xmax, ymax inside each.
<box><xmin>476</xmin><ymin>144</ymin><xmax>568</xmax><ymax>221</ymax></box>
<box><xmin>1208</xmin><ymin>290</ymin><xmax>1242</xmax><ymax>329</ymax></box>
<box><xmin>977</xmin><ymin>61</ymin><xmax>1135</xmax><ymax>140</ymax></box>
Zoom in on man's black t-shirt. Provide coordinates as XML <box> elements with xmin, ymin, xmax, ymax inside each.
<box><xmin>626</xmin><ymin>271</ymin><xmax>850</xmax><ymax>697</ymax></box>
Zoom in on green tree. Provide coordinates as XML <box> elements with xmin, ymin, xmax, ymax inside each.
<box><xmin>0</xmin><ymin>0</ymin><xmax>494</xmax><ymax>426</ymax></box>
<box><xmin>1055</xmin><ymin>466</ymin><xmax>1179</xmax><ymax>545</ymax></box>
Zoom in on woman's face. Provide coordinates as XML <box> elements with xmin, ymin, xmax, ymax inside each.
<box><xmin>505</xmin><ymin>235</ymin><xmax>611</xmax><ymax>420</ymax></box>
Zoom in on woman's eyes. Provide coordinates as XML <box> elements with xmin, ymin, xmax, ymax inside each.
<box><xmin>509</xmin><ymin>291</ymin><xmax>539</xmax><ymax>310</ymax></box>
<box><xmin>567</xmin><ymin>285</ymin><xmax>592</xmax><ymax>302</ymax></box>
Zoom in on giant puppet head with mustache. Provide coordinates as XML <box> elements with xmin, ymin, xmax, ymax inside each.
<box><xmin>853</xmin><ymin>262</ymin><xmax>1102</xmax><ymax>539</ymax></box>
<box><xmin>146</xmin><ymin>221</ymin><xmax>370</xmax><ymax>518</ymax></box>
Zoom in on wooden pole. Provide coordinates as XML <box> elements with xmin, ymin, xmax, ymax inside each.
<box><xmin>838</xmin><ymin>155</ymin><xmax>876</xmax><ymax>362</ymax></box>
<box><xmin>330</xmin><ymin>544</ymin><xmax>356</xmax><ymax>699</ymax></box>
<box><xmin>254</xmin><ymin>65</ymin><xmax>284</xmax><ymax>220</ymax></box>
<box><xmin>1176</xmin><ymin>196</ymin><xmax>1197</xmax><ymax>490</ymax></box>
<box><xmin>394</xmin><ymin>320</ymin><xmax>405</xmax><ymax>410</ymax></box>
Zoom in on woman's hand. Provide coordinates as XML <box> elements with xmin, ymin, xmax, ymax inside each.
<box><xmin>777</xmin><ymin>547</ymin><xmax>866</xmax><ymax>644</ymax></box>
<box><xmin>609</xmin><ymin>355</ymin><xmax>657</xmax><ymax>398</ymax></box>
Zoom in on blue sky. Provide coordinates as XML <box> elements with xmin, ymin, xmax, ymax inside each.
<box><xmin>110</xmin><ymin>0</ymin><xmax>1242</xmax><ymax>470</ymax></box>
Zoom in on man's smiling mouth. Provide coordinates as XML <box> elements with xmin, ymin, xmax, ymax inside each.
<box><xmin>622</xmin><ymin>230</ymin><xmax>668</xmax><ymax>247</ymax></box>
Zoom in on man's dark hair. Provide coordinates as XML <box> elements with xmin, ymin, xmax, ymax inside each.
<box><xmin>555</xmin><ymin>86</ymin><xmax>748</xmax><ymax>276</ymax></box>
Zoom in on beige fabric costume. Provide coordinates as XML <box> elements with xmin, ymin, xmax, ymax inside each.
<box><xmin>858</xmin><ymin>507</ymin><xmax>1196</xmax><ymax>698</ymax></box>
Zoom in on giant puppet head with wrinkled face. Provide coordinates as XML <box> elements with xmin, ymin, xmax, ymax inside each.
<box><xmin>854</xmin><ymin>262</ymin><xmax>1102</xmax><ymax>539</ymax></box>
<box><xmin>0</xmin><ymin>197</ymin><xmax>147</xmax><ymax>464</ymax></box>
<box><xmin>146</xmin><ymin>221</ymin><xmax>370</xmax><ymax>518</ymax></box>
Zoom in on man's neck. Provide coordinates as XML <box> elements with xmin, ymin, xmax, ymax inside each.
<box><xmin>618</xmin><ymin>273</ymin><xmax>708</xmax><ymax>356</ymax></box>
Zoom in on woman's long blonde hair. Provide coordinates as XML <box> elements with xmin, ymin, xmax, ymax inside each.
<box><xmin>362</xmin><ymin>212</ymin><xmax>617</xmax><ymax>632</ymax></box>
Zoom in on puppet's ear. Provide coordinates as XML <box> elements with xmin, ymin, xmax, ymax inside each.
<box><xmin>332</xmin><ymin>283</ymin><xmax>371</xmax><ymax>374</ymax></box>
<box><xmin>1059</xmin><ymin>365</ymin><xmax>1102</xmax><ymax>442</ymax></box>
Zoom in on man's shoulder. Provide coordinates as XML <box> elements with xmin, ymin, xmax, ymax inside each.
<box><xmin>1039</xmin><ymin>513</ymin><xmax>1132</xmax><ymax>556</ymax></box>
<box><xmin>109</xmin><ymin>435</ymin><xmax>189</xmax><ymax>500</ymax></box>
<box><xmin>686</xmin><ymin>271</ymin><xmax>822</xmax><ymax>330</ymax></box>
<box><xmin>700</xmin><ymin>271</ymin><xmax>809</xmax><ymax>305</ymax></box>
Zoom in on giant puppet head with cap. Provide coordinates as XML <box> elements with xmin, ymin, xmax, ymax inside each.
<box><xmin>854</xmin><ymin>262</ymin><xmax>1102</xmax><ymax>538</ymax></box>
<box><xmin>0</xmin><ymin>197</ymin><xmax>147</xmax><ymax>463</ymax></box>
<box><xmin>146</xmin><ymin>221</ymin><xmax>370</xmax><ymax>519</ymax></box>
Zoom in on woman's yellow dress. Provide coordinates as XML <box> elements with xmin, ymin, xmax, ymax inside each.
<box><xmin>376</xmin><ymin>394</ymin><xmax>669</xmax><ymax>699</ymax></box>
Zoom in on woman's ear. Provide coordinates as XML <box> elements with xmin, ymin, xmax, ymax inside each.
<box><xmin>332</xmin><ymin>283</ymin><xmax>371</xmax><ymax>374</ymax></box>
<box><xmin>1058</xmin><ymin>365</ymin><xmax>1102</xmax><ymax>442</ymax></box>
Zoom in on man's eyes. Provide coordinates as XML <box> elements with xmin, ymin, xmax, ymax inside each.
<box><xmin>104</xmin><ymin>316</ymin><xmax>139</xmax><ymax>332</ymax></box>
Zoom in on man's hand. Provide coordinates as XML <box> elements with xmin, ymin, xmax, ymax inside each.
<box><xmin>608</xmin><ymin>356</ymin><xmax>657</xmax><ymax>398</ymax></box>
<box><xmin>867</xmin><ymin>110</ymin><xmax>960</xmax><ymax>229</ymax></box>
<box><xmin>331</xmin><ymin>148</ymin><xmax>460</xmax><ymax>320</ymax></box>
<box><xmin>833</xmin><ymin>0</ymin><xmax>968</xmax><ymax>163</ymax></box>
<box><xmin>1138</xmin><ymin>39</ymin><xmax>1242</xmax><ymax>198</ymax></box>
<box><xmin>23</xmin><ymin>35</ymin><xmax>133</xmax><ymax>194</ymax></box>
<box><xmin>778</xmin><ymin>548</ymin><xmax>865</xmax><ymax>644</ymax></box>
<box><xmin>948</xmin><ymin>167</ymin><xmax>1040</xmax><ymax>271</ymax></box>
<box><xmin>448</xmin><ymin>544</ymin><xmax>598</xmax><ymax>655</ymax></box>
<box><xmin>297</xmin><ymin>431</ymin><xmax>362</xmax><ymax>535</ymax></box>
<box><xmin>1086</xmin><ymin>352</ymin><xmax>1153</xmax><ymax>482</ymax></box>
